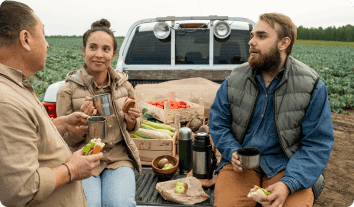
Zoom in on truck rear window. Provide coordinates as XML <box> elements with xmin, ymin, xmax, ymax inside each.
<box><xmin>125</xmin><ymin>31</ymin><xmax>171</xmax><ymax>65</ymax></box>
<box><xmin>125</xmin><ymin>29</ymin><xmax>250</xmax><ymax>65</ymax></box>
<box><xmin>214</xmin><ymin>30</ymin><xmax>250</xmax><ymax>64</ymax></box>
<box><xmin>175</xmin><ymin>29</ymin><xmax>209</xmax><ymax>65</ymax></box>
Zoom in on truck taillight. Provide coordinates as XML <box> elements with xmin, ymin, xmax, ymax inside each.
<box><xmin>42</xmin><ymin>102</ymin><xmax>57</xmax><ymax>118</ymax></box>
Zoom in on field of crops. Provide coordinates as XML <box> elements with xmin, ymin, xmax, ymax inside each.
<box><xmin>30</xmin><ymin>37</ymin><xmax>354</xmax><ymax>113</ymax></box>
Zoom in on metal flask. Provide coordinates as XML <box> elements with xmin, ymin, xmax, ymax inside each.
<box><xmin>192</xmin><ymin>132</ymin><xmax>217</xmax><ymax>180</ymax></box>
<box><xmin>178</xmin><ymin>127</ymin><xmax>193</xmax><ymax>174</ymax></box>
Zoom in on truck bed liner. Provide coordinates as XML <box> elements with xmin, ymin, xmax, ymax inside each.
<box><xmin>134</xmin><ymin>167</ymin><xmax>214</xmax><ymax>206</ymax></box>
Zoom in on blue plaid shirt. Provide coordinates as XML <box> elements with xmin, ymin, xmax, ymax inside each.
<box><xmin>209</xmin><ymin>67</ymin><xmax>334</xmax><ymax>194</ymax></box>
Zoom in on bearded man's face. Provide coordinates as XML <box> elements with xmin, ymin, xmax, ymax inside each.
<box><xmin>248</xmin><ymin>40</ymin><xmax>281</xmax><ymax>73</ymax></box>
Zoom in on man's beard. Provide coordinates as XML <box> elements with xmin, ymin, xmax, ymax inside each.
<box><xmin>248</xmin><ymin>44</ymin><xmax>281</xmax><ymax>73</ymax></box>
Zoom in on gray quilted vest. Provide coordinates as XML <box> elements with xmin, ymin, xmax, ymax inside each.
<box><xmin>228</xmin><ymin>56</ymin><xmax>324</xmax><ymax>201</ymax></box>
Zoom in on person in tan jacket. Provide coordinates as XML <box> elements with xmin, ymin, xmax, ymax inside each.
<box><xmin>56</xmin><ymin>18</ymin><xmax>142</xmax><ymax>207</ymax></box>
<box><xmin>0</xmin><ymin>1</ymin><xmax>103</xmax><ymax>207</ymax></box>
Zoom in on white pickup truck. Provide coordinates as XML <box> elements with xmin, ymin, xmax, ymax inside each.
<box><xmin>42</xmin><ymin>15</ymin><xmax>255</xmax><ymax>119</ymax></box>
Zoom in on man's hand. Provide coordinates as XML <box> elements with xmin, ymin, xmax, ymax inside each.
<box><xmin>260</xmin><ymin>182</ymin><xmax>290</xmax><ymax>207</ymax></box>
<box><xmin>65</xmin><ymin>112</ymin><xmax>89</xmax><ymax>137</ymax></box>
<box><xmin>231</xmin><ymin>151</ymin><xmax>243</xmax><ymax>172</ymax></box>
<box><xmin>80</xmin><ymin>96</ymin><xmax>97</xmax><ymax>116</ymax></box>
<box><xmin>65</xmin><ymin>149</ymin><xmax>103</xmax><ymax>181</ymax></box>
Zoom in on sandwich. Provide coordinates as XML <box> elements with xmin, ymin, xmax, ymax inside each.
<box><xmin>122</xmin><ymin>97</ymin><xmax>136</xmax><ymax>113</ymax></box>
<box><xmin>247</xmin><ymin>185</ymin><xmax>271</xmax><ymax>205</ymax></box>
<box><xmin>82</xmin><ymin>138</ymin><xmax>105</xmax><ymax>156</ymax></box>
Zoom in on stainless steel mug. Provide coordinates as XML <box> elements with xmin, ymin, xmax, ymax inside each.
<box><xmin>87</xmin><ymin>116</ymin><xmax>106</xmax><ymax>140</ymax></box>
<box><xmin>237</xmin><ymin>147</ymin><xmax>261</xmax><ymax>170</ymax></box>
<box><xmin>92</xmin><ymin>93</ymin><xmax>113</xmax><ymax>116</ymax></box>
<box><xmin>178</xmin><ymin>127</ymin><xmax>193</xmax><ymax>175</ymax></box>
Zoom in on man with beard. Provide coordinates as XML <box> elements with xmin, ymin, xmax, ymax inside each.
<box><xmin>209</xmin><ymin>13</ymin><xmax>334</xmax><ymax>207</ymax></box>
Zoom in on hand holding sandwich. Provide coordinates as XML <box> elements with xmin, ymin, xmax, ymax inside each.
<box><xmin>258</xmin><ymin>182</ymin><xmax>290</xmax><ymax>207</ymax></box>
<box><xmin>65</xmin><ymin>149</ymin><xmax>103</xmax><ymax>182</ymax></box>
<box><xmin>122</xmin><ymin>97</ymin><xmax>140</xmax><ymax>131</ymax></box>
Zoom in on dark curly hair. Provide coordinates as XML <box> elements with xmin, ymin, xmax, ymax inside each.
<box><xmin>82</xmin><ymin>19</ymin><xmax>117</xmax><ymax>54</ymax></box>
<box><xmin>0</xmin><ymin>1</ymin><xmax>37</xmax><ymax>46</ymax></box>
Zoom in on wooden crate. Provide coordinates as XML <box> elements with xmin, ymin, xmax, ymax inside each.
<box><xmin>139</xmin><ymin>91</ymin><xmax>204</xmax><ymax>124</ymax></box>
<box><xmin>132</xmin><ymin>129</ymin><xmax>178</xmax><ymax>166</ymax></box>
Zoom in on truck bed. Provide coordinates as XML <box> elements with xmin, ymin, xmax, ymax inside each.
<box><xmin>134</xmin><ymin>167</ymin><xmax>215</xmax><ymax>206</ymax></box>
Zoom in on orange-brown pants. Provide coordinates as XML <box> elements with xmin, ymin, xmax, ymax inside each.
<box><xmin>214</xmin><ymin>164</ymin><xmax>314</xmax><ymax>207</ymax></box>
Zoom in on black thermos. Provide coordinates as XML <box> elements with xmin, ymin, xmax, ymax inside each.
<box><xmin>192</xmin><ymin>132</ymin><xmax>217</xmax><ymax>180</ymax></box>
<box><xmin>178</xmin><ymin>127</ymin><xmax>192</xmax><ymax>174</ymax></box>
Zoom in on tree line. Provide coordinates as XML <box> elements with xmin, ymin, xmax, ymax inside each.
<box><xmin>297</xmin><ymin>24</ymin><xmax>354</xmax><ymax>42</ymax></box>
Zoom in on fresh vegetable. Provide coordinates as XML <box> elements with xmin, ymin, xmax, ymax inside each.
<box><xmin>196</xmin><ymin>118</ymin><xmax>209</xmax><ymax>134</ymax></box>
<box><xmin>158</xmin><ymin>158</ymin><xmax>169</xmax><ymax>168</ymax></box>
<box><xmin>142</xmin><ymin>120</ymin><xmax>176</xmax><ymax>132</ymax></box>
<box><xmin>141</xmin><ymin>108</ymin><xmax>152</xmax><ymax>120</ymax></box>
<box><xmin>147</xmin><ymin>100</ymin><xmax>191</xmax><ymax>110</ymax></box>
<box><xmin>141</xmin><ymin>123</ymin><xmax>156</xmax><ymax>130</ymax></box>
<box><xmin>162</xmin><ymin>163</ymin><xmax>174</xmax><ymax>169</ymax></box>
<box><xmin>188</xmin><ymin>118</ymin><xmax>202</xmax><ymax>132</ymax></box>
<box><xmin>155</xmin><ymin>129</ymin><xmax>174</xmax><ymax>137</ymax></box>
<box><xmin>135</xmin><ymin>128</ymin><xmax>170</xmax><ymax>140</ymax></box>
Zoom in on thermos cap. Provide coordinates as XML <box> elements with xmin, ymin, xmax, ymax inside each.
<box><xmin>195</xmin><ymin>132</ymin><xmax>208</xmax><ymax>137</ymax></box>
<box><xmin>179</xmin><ymin>127</ymin><xmax>192</xmax><ymax>140</ymax></box>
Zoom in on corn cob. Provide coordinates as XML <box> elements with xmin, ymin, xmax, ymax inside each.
<box><xmin>142</xmin><ymin>120</ymin><xmax>176</xmax><ymax>132</ymax></box>
<box><xmin>136</xmin><ymin>128</ymin><xmax>170</xmax><ymax>139</ymax></box>
<box><xmin>141</xmin><ymin>123</ymin><xmax>156</xmax><ymax>130</ymax></box>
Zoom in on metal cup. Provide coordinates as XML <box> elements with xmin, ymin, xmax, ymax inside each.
<box><xmin>92</xmin><ymin>93</ymin><xmax>113</xmax><ymax>116</ymax></box>
<box><xmin>237</xmin><ymin>147</ymin><xmax>261</xmax><ymax>170</ymax></box>
<box><xmin>87</xmin><ymin>116</ymin><xmax>106</xmax><ymax>140</ymax></box>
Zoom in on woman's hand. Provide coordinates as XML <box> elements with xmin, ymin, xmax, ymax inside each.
<box><xmin>80</xmin><ymin>96</ymin><xmax>97</xmax><ymax>116</ymax></box>
<box><xmin>124</xmin><ymin>108</ymin><xmax>140</xmax><ymax>131</ymax></box>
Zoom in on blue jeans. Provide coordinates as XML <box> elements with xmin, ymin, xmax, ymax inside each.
<box><xmin>82</xmin><ymin>167</ymin><xmax>136</xmax><ymax>207</ymax></box>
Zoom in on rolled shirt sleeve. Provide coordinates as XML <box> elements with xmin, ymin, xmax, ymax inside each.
<box><xmin>280</xmin><ymin>80</ymin><xmax>335</xmax><ymax>194</ymax></box>
<box><xmin>0</xmin><ymin>102</ymin><xmax>56</xmax><ymax>206</ymax></box>
<box><xmin>209</xmin><ymin>78</ymin><xmax>242</xmax><ymax>163</ymax></box>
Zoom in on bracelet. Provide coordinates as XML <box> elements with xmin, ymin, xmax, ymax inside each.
<box><xmin>62</xmin><ymin>163</ymin><xmax>72</xmax><ymax>183</ymax></box>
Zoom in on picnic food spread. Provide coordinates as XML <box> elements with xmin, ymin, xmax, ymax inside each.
<box><xmin>247</xmin><ymin>185</ymin><xmax>271</xmax><ymax>205</ymax></box>
<box><xmin>82</xmin><ymin>138</ymin><xmax>105</xmax><ymax>156</ymax></box>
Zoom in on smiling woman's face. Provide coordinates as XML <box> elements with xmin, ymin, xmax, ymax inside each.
<box><xmin>83</xmin><ymin>31</ymin><xmax>115</xmax><ymax>74</ymax></box>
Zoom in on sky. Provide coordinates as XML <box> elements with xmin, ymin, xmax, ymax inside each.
<box><xmin>3</xmin><ymin>0</ymin><xmax>353</xmax><ymax>37</ymax></box>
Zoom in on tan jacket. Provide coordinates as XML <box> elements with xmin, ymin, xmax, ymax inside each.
<box><xmin>56</xmin><ymin>65</ymin><xmax>142</xmax><ymax>176</ymax></box>
<box><xmin>0</xmin><ymin>63</ymin><xmax>87</xmax><ymax>207</ymax></box>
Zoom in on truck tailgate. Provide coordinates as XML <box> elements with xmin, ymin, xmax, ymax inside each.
<box><xmin>134</xmin><ymin>167</ymin><xmax>215</xmax><ymax>206</ymax></box>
